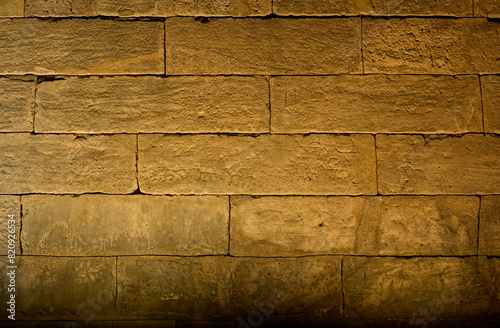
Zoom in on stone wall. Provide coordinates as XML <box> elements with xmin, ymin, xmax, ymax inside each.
<box><xmin>0</xmin><ymin>0</ymin><xmax>499</xmax><ymax>327</ymax></box>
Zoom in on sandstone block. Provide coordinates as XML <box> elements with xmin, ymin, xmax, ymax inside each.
<box><xmin>0</xmin><ymin>77</ymin><xmax>34</xmax><ymax>132</ymax></box>
<box><xmin>172</xmin><ymin>0</ymin><xmax>272</xmax><ymax>16</ymax></box>
<box><xmin>363</xmin><ymin>18</ymin><xmax>500</xmax><ymax>74</ymax></box>
<box><xmin>482</xmin><ymin>75</ymin><xmax>500</xmax><ymax>133</ymax></box>
<box><xmin>479</xmin><ymin>196</ymin><xmax>500</xmax><ymax>255</ymax></box>
<box><xmin>230</xmin><ymin>257</ymin><xmax>342</xmax><ymax>318</ymax></box>
<box><xmin>271</xmin><ymin>75</ymin><xmax>482</xmax><ymax>133</ymax></box>
<box><xmin>166</xmin><ymin>17</ymin><xmax>361</xmax><ymax>74</ymax></box>
<box><xmin>35</xmin><ymin>76</ymin><xmax>269</xmax><ymax>133</ymax></box>
<box><xmin>0</xmin><ymin>19</ymin><xmax>163</xmax><ymax>74</ymax></box>
<box><xmin>475</xmin><ymin>0</ymin><xmax>500</xmax><ymax>17</ymax></box>
<box><xmin>0</xmin><ymin>196</ymin><xmax>20</xmax><ymax>255</ymax></box>
<box><xmin>21</xmin><ymin>195</ymin><xmax>229</xmax><ymax>256</ymax></box>
<box><xmin>377</xmin><ymin>134</ymin><xmax>500</xmax><ymax>194</ymax></box>
<box><xmin>274</xmin><ymin>0</ymin><xmax>473</xmax><ymax>16</ymax></box>
<box><xmin>138</xmin><ymin>134</ymin><xmax>376</xmax><ymax>195</ymax></box>
<box><xmin>117</xmin><ymin>256</ymin><xmax>232</xmax><ymax>319</ymax></box>
<box><xmin>0</xmin><ymin>0</ymin><xmax>24</xmax><ymax>17</ymax></box>
<box><xmin>344</xmin><ymin>256</ymin><xmax>500</xmax><ymax>319</ymax></box>
<box><xmin>230</xmin><ymin>196</ymin><xmax>478</xmax><ymax>256</ymax></box>
<box><xmin>0</xmin><ymin>257</ymin><xmax>116</xmax><ymax>320</ymax></box>
<box><xmin>0</xmin><ymin>134</ymin><xmax>136</xmax><ymax>194</ymax></box>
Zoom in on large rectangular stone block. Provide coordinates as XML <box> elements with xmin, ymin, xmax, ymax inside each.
<box><xmin>138</xmin><ymin>134</ymin><xmax>376</xmax><ymax>195</ymax></box>
<box><xmin>21</xmin><ymin>195</ymin><xmax>229</xmax><ymax>256</ymax></box>
<box><xmin>475</xmin><ymin>0</ymin><xmax>500</xmax><ymax>17</ymax></box>
<box><xmin>344</xmin><ymin>256</ymin><xmax>500</xmax><ymax>319</ymax></box>
<box><xmin>0</xmin><ymin>134</ymin><xmax>136</xmax><ymax>194</ymax></box>
<box><xmin>0</xmin><ymin>19</ymin><xmax>164</xmax><ymax>75</ymax></box>
<box><xmin>0</xmin><ymin>256</ymin><xmax>116</xmax><ymax>320</ymax></box>
<box><xmin>0</xmin><ymin>77</ymin><xmax>34</xmax><ymax>132</ymax></box>
<box><xmin>482</xmin><ymin>75</ymin><xmax>500</xmax><ymax>133</ymax></box>
<box><xmin>271</xmin><ymin>75</ymin><xmax>482</xmax><ymax>133</ymax></box>
<box><xmin>363</xmin><ymin>18</ymin><xmax>500</xmax><ymax>74</ymax></box>
<box><xmin>274</xmin><ymin>0</ymin><xmax>473</xmax><ymax>16</ymax></box>
<box><xmin>35</xmin><ymin>76</ymin><xmax>269</xmax><ymax>133</ymax></box>
<box><xmin>377</xmin><ymin>134</ymin><xmax>500</xmax><ymax>194</ymax></box>
<box><xmin>230</xmin><ymin>196</ymin><xmax>478</xmax><ymax>256</ymax></box>
<box><xmin>166</xmin><ymin>17</ymin><xmax>361</xmax><ymax>74</ymax></box>
<box><xmin>0</xmin><ymin>196</ymin><xmax>20</xmax><ymax>256</ymax></box>
<box><xmin>479</xmin><ymin>196</ymin><xmax>500</xmax><ymax>256</ymax></box>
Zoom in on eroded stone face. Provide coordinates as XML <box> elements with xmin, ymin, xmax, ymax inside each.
<box><xmin>344</xmin><ymin>256</ymin><xmax>500</xmax><ymax>319</ymax></box>
<box><xmin>377</xmin><ymin>134</ymin><xmax>500</xmax><ymax>195</ymax></box>
<box><xmin>21</xmin><ymin>195</ymin><xmax>229</xmax><ymax>256</ymax></box>
<box><xmin>0</xmin><ymin>196</ymin><xmax>20</xmax><ymax>256</ymax></box>
<box><xmin>0</xmin><ymin>77</ymin><xmax>34</xmax><ymax>132</ymax></box>
<box><xmin>0</xmin><ymin>19</ymin><xmax>164</xmax><ymax>75</ymax></box>
<box><xmin>35</xmin><ymin>76</ymin><xmax>269</xmax><ymax>133</ymax></box>
<box><xmin>479</xmin><ymin>196</ymin><xmax>500</xmax><ymax>256</ymax></box>
<box><xmin>0</xmin><ymin>256</ymin><xmax>116</xmax><ymax>320</ymax></box>
<box><xmin>271</xmin><ymin>75</ymin><xmax>482</xmax><ymax>134</ymax></box>
<box><xmin>363</xmin><ymin>18</ymin><xmax>500</xmax><ymax>74</ymax></box>
<box><xmin>165</xmin><ymin>17</ymin><xmax>361</xmax><ymax>75</ymax></box>
<box><xmin>475</xmin><ymin>0</ymin><xmax>500</xmax><ymax>17</ymax></box>
<box><xmin>0</xmin><ymin>134</ymin><xmax>137</xmax><ymax>194</ymax></box>
<box><xmin>0</xmin><ymin>0</ymin><xmax>24</xmax><ymax>17</ymax></box>
<box><xmin>230</xmin><ymin>196</ymin><xmax>479</xmax><ymax>256</ymax></box>
<box><xmin>138</xmin><ymin>134</ymin><xmax>376</xmax><ymax>195</ymax></box>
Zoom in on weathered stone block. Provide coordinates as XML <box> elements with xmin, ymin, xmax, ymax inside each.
<box><xmin>230</xmin><ymin>196</ymin><xmax>479</xmax><ymax>256</ymax></box>
<box><xmin>482</xmin><ymin>75</ymin><xmax>500</xmax><ymax>133</ymax></box>
<box><xmin>230</xmin><ymin>257</ymin><xmax>342</xmax><ymax>319</ymax></box>
<box><xmin>479</xmin><ymin>196</ymin><xmax>500</xmax><ymax>255</ymax></box>
<box><xmin>0</xmin><ymin>19</ymin><xmax>163</xmax><ymax>74</ymax></box>
<box><xmin>271</xmin><ymin>75</ymin><xmax>482</xmax><ymax>133</ymax></box>
<box><xmin>274</xmin><ymin>0</ymin><xmax>473</xmax><ymax>16</ymax></box>
<box><xmin>0</xmin><ymin>196</ymin><xmax>20</xmax><ymax>255</ymax></box>
<box><xmin>475</xmin><ymin>0</ymin><xmax>500</xmax><ymax>17</ymax></box>
<box><xmin>0</xmin><ymin>77</ymin><xmax>34</xmax><ymax>132</ymax></box>
<box><xmin>377</xmin><ymin>134</ymin><xmax>500</xmax><ymax>194</ymax></box>
<box><xmin>139</xmin><ymin>134</ymin><xmax>376</xmax><ymax>195</ymax></box>
<box><xmin>0</xmin><ymin>134</ymin><xmax>136</xmax><ymax>194</ymax></box>
<box><xmin>363</xmin><ymin>18</ymin><xmax>500</xmax><ymax>74</ymax></box>
<box><xmin>0</xmin><ymin>0</ymin><xmax>24</xmax><ymax>17</ymax></box>
<box><xmin>117</xmin><ymin>256</ymin><xmax>232</xmax><ymax>319</ymax></box>
<box><xmin>0</xmin><ymin>256</ymin><xmax>116</xmax><ymax>320</ymax></box>
<box><xmin>166</xmin><ymin>17</ymin><xmax>361</xmax><ymax>74</ymax></box>
<box><xmin>22</xmin><ymin>195</ymin><xmax>229</xmax><ymax>256</ymax></box>
<box><xmin>344</xmin><ymin>256</ymin><xmax>500</xmax><ymax>319</ymax></box>
<box><xmin>35</xmin><ymin>76</ymin><xmax>269</xmax><ymax>133</ymax></box>
<box><xmin>172</xmin><ymin>0</ymin><xmax>272</xmax><ymax>16</ymax></box>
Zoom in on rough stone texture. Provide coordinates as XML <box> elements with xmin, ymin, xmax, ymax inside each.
<box><xmin>363</xmin><ymin>18</ymin><xmax>500</xmax><ymax>74</ymax></box>
<box><xmin>475</xmin><ymin>0</ymin><xmax>500</xmax><ymax>17</ymax></box>
<box><xmin>0</xmin><ymin>19</ymin><xmax>163</xmax><ymax>75</ymax></box>
<box><xmin>344</xmin><ymin>256</ymin><xmax>500</xmax><ymax>319</ymax></box>
<box><xmin>0</xmin><ymin>0</ymin><xmax>24</xmax><ymax>17</ymax></box>
<box><xmin>172</xmin><ymin>0</ymin><xmax>272</xmax><ymax>16</ymax></box>
<box><xmin>230</xmin><ymin>257</ymin><xmax>342</xmax><ymax>319</ymax></box>
<box><xmin>21</xmin><ymin>195</ymin><xmax>229</xmax><ymax>256</ymax></box>
<box><xmin>117</xmin><ymin>256</ymin><xmax>341</xmax><ymax>320</ymax></box>
<box><xmin>271</xmin><ymin>75</ymin><xmax>482</xmax><ymax>133</ymax></box>
<box><xmin>139</xmin><ymin>134</ymin><xmax>376</xmax><ymax>195</ymax></box>
<box><xmin>0</xmin><ymin>77</ymin><xmax>34</xmax><ymax>132</ymax></box>
<box><xmin>0</xmin><ymin>134</ymin><xmax>136</xmax><ymax>194</ymax></box>
<box><xmin>110</xmin><ymin>321</ymin><xmax>175</xmax><ymax>328</ymax></box>
<box><xmin>166</xmin><ymin>17</ymin><xmax>361</xmax><ymax>75</ymax></box>
<box><xmin>482</xmin><ymin>75</ymin><xmax>500</xmax><ymax>133</ymax></box>
<box><xmin>0</xmin><ymin>196</ymin><xmax>20</xmax><ymax>255</ymax></box>
<box><xmin>479</xmin><ymin>196</ymin><xmax>500</xmax><ymax>256</ymax></box>
<box><xmin>35</xmin><ymin>76</ymin><xmax>269</xmax><ymax>133</ymax></box>
<box><xmin>377</xmin><ymin>134</ymin><xmax>500</xmax><ymax>195</ymax></box>
<box><xmin>230</xmin><ymin>196</ymin><xmax>479</xmax><ymax>256</ymax></box>
<box><xmin>274</xmin><ymin>0</ymin><xmax>473</xmax><ymax>16</ymax></box>
<box><xmin>25</xmin><ymin>0</ymin><xmax>170</xmax><ymax>17</ymax></box>
<box><xmin>117</xmin><ymin>256</ymin><xmax>232</xmax><ymax>319</ymax></box>
<box><xmin>0</xmin><ymin>256</ymin><xmax>116</xmax><ymax>320</ymax></box>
